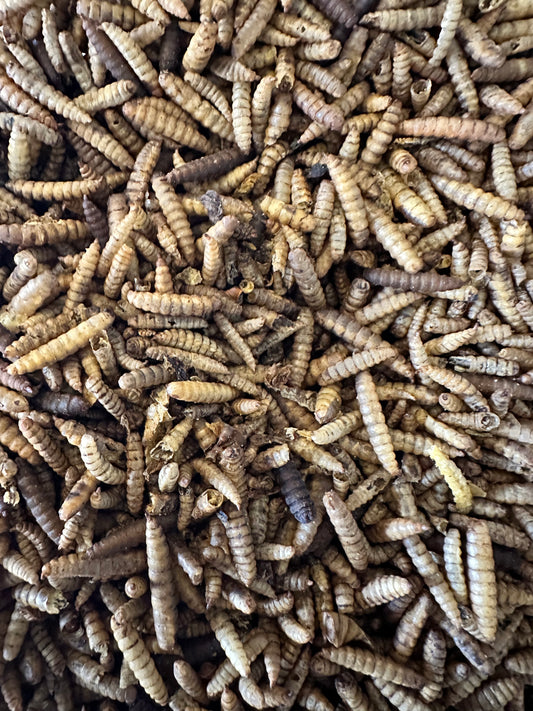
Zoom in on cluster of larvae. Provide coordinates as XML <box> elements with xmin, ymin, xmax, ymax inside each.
<box><xmin>1</xmin><ymin>0</ymin><xmax>533</xmax><ymax>710</ymax></box>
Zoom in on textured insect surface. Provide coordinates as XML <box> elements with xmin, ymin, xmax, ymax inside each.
<box><xmin>0</xmin><ymin>2</ymin><xmax>532</xmax><ymax>710</ymax></box>
<box><xmin>466</xmin><ymin>518</ymin><xmax>498</xmax><ymax>644</ymax></box>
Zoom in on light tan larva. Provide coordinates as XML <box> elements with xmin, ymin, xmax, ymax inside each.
<box><xmin>466</xmin><ymin>518</ymin><xmax>498</xmax><ymax>643</ymax></box>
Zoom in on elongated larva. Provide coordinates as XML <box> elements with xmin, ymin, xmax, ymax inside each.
<box><xmin>110</xmin><ymin>611</ymin><xmax>168</xmax><ymax>705</ymax></box>
<box><xmin>466</xmin><ymin>519</ymin><xmax>498</xmax><ymax>643</ymax></box>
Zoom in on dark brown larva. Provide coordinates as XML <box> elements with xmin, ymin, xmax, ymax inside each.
<box><xmin>277</xmin><ymin>462</ymin><xmax>316</xmax><ymax>524</ymax></box>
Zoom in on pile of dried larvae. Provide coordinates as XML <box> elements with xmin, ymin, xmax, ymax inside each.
<box><xmin>1</xmin><ymin>0</ymin><xmax>533</xmax><ymax>710</ymax></box>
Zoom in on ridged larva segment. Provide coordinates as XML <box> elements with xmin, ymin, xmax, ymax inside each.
<box><xmin>7</xmin><ymin>311</ymin><xmax>114</xmax><ymax>375</ymax></box>
<box><xmin>391</xmin><ymin>592</ymin><xmax>433</xmax><ymax>663</ymax></box>
<box><xmin>79</xmin><ymin>434</ymin><xmax>126</xmax><ymax>485</ymax></box>
<box><xmin>367</xmin><ymin>517</ymin><xmax>430</xmax><ymax>543</ymax></box>
<box><xmin>442</xmin><ymin>528</ymin><xmax>468</xmax><ymax>606</ymax></box>
<box><xmin>292</xmin><ymin>80</ymin><xmax>344</xmax><ymax>132</ymax></box>
<box><xmin>122</xmin><ymin>98</ymin><xmax>211</xmax><ymax>153</ymax></box>
<box><xmin>398</xmin><ymin>116</ymin><xmax>505</xmax><ymax>143</ymax></box>
<box><xmin>429</xmin><ymin>445</ymin><xmax>473</xmax><ymax>513</ymax></box>
<box><xmin>5</xmin><ymin>61</ymin><xmax>93</xmax><ymax>125</ymax></box>
<box><xmin>127</xmin><ymin>291</ymin><xmax>218</xmax><ymax>318</ymax></box>
<box><xmin>403</xmin><ymin>535</ymin><xmax>462</xmax><ymax>629</ymax></box>
<box><xmin>167</xmin><ymin>381</ymin><xmax>239</xmax><ymax>403</ymax></box>
<box><xmin>323</xmin><ymin>154</ymin><xmax>368</xmax><ymax>248</ymax></box>
<box><xmin>466</xmin><ymin>519</ymin><xmax>498</xmax><ymax>643</ymax></box>
<box><xmin>360</xmin><ymin>99</ymin><xmax>403</xmax><ymax>167</ymax></box>
<box><xmin>323</xmin><ymin>490</ymin><xmax>370</xmax><ymax>571</ymax></box>
<box><xmin>355</xmin><ymin>370</ymin><xmax>400</xmax><ymax>477</ymax></box>
<box><xmin>367</xmin><ymin>206</ymin><xmax>424</xmax><ymax>274</ymax></box>
<box><xmin>152</xmin><ymin>176</ymin><xmax>197</xmax><ymax>266</ymax></box>
<box><xmin>231</xmin><ymin>0</ymin><xmax>277</xmax><ymax>59</ymax></box>
<box><xmin>321</xmin><ymin>646</ymin><xmax>428</xmax><ymax>690</ymax></box>
<box><xmin>110</xmin><ymin>612</ymin><xmax>168</xmax><ymax>705</ymax></box>
<box><xmin>0</xmin><ymin>270</ymin><xmax>60</xmax><ymax>332</ymax></box>
<box><xmin>18</xmin><ymin>417</ymin><xmax>70</xmax><ymax>478</ymax></box>
<box><xmin>206</xmin><ymin>608</ymin><xmax>251</xmax><ymax>678</ymax></box>
<box><xmin>183</xmin><ymin>20</ymin><xmax>218</xmax><ymax>73</ymax></box>
<box><xmin>64</xmin><ymin>240</ymin><xmax>100</xmax><ymax>312</ymax></box>
<box><xmin>360</xmin><ymin>575</ymin><xmax>413</xmax><ymax>607</ymax></box>
<box><xmin>381</xmin><ymin>167</ymin><xmax>436</xmax><ymax>228</ymax></box>
<box><xmin>218</xmin><ymin>505</ymin><xmax>256</xmax><ymax>587</ymax></box>
<box><xmin>145</xmin><ymin>515</ymin><xmax>177</xmax><ymax>652</ymax></box>
<box><xmin>260</xmin><ymin>196</ymin><xmax>316</xmax><ymax>232</ymax></box>
<box><xmin>288</xmin><ymin>248</ymin><xmax>326</xmax><ymax>310</ymax></box>
<box><xmin>84</xmin><ymin>376</ymin><xmax>126</xmax><ymax>422</ymax></box>
<box><xmin>99</xmin><ymin>22</ymin><xmax>161</xmax><ymax>96</ymax></box>
<box><xmin>430</xmin><ymin>175</ymin><xmax>524</xmax><ymax>222</ymax></box>
<box><xmin>232</xmin><ymin>81</ymin><xmax>253</xmax><ymax>155</ymax></box>
<box><xmin>74</xmin><ymin>80</ymin><xmax>138</xmax><ymax>114</ymax></box>
<box><xmin>317</xmin><ymin>347</ymin><xmax>397</xmax><ymax>386</ymax></box>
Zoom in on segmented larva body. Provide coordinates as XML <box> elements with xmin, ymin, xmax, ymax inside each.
<box><xmin>7</xmin><ymin>311</ymin><xmax>115</xmax><ymax>375</ymax></box>
<box><xmin>321</xmin><ymin>646</ymin><xmax>428</xmax><ymax>690</ymax></box>
<box><xmin>110</xmin><ymin>611</ymin><xmax>168</xmax><ymax>705</ymax></box>
<box><xmin>323</xmin><ymin>490</ymin><xmax>370</xmax><ymax>571</ymax></box>
<box><xmin>64</xmin><ymin>240</ymin><xmax>100</xmax><ymax>312</ymax></box>
<box><xmin>443</xmin><ymin>527</ymin><xmax>469</xmax><ymax>605</ymax></box>
<box><xmin>206</xmin><ymin>608</ymin><xmax>251</xmax><ymax>678</ymax></box>
<box><xmin>466</xmin><ymin>519</ymin><xmax>498</xmax><ymax>643</ymax></box>
<box><xmin>145</xmin><ymin>515</ymin><xmax>176</xmax><ymax>652</ymax></box>
<box><xmin>391</xmin><ymin>591</ymin><xmax>433</xmax><ymax>663</ymax></box>
<box><xmin>355</xmin><ymin>370</ymin><xmax>400</xmax><ymax>477</ymax></box>
<box><xmin>403</xmin><ymin>535</ymin><xmax>462</xmax><ymax>629</ymax></box>
<box><xmin>18</xmin><ymin>417</ymin><xmax>70</xmax><ymax>477</ymax></box>
<box><xmin>367</xmin><ymin>206</ymin><xmax>424</xmax><ymax>274</ymax></box>
<box><xmin>430</xmin><ymin>175</ymin><xmax>525</xmax><ymax>222</ymax></box>
<box><xmin>323</xmin><ymin>154</ymin><xmax>369</xmax><ymax>248</ymax></box>
<box><xmin>218</xmin><ymin>506</ymin><xmax>256</xmax><ymax>587</ymax></box>
<box><xmin>288</xmin><ymin>247</ymin><xmax>326</xmax><ymax>310</ymax></box>
<box><xmin>360</xmin><ymin>99</ymin><xmax>403</xmax><ymax>167</ymax></box>
<box><xmin>277</xmin><ymin>462</ymin><xmax>316</xmax><ymax>524</ymax></box>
